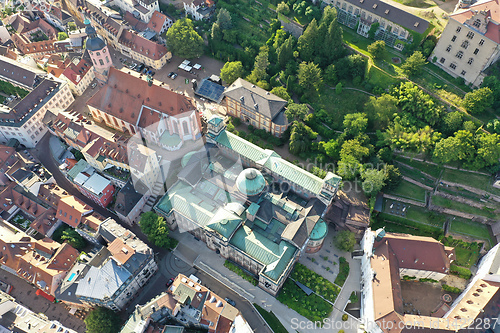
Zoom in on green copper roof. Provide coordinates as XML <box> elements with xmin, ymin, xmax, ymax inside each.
<box><xmin>247</xmin><ymin>203</ymin><xmax>260</xmax><ymax>216</ymax></box>
<box><xmin>208</xmin><ymin>116</ymin><xmax>224</xmax><ymax>126</ymax></box>
<box><xmin>159</xmin><ymin>131</ymin><xmax>182</xmax><ymax>147</ymax></box>
<box><xmin>215</xmin><ymin>131</ymin><xmax>280</xmax><ymax>163</ymax></box>
<box><xmin>309</xmin><ymin>219</ymin><xmax>328</xmax><ymax>241</ymax></box>
<box><xmin>236</xmin><ymin>168</ymin><xmax>266</xmax><ymax>196</ymax></box>
<box><xmin>230</xmin><ymin>225</ymin><xmax>297</xmax><ymax>281</ymax></box>
<box><xmin>67</xmin><ymin>159</ymin><xmax>89</xmax><ymax>181</ymax></box>
<box><xmin>181</xmin><ymin>151</ymin><xmax>196</xmax><ymax>168</ymax></box>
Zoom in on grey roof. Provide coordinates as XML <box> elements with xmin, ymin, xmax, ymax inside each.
<box><xmin>85</xmin><ymin>24</ymin><xmax>106</xmax><ymax>51</ymax></box>
<box><xmin>76</xmin><ymin>259</ymin><xmax>131</xmax><ymax>300</ymax></box>
<box><xmin>223</xmin><ymin>78</ymin><xmax>287</xmax><ymax>122</ymax></box>
<box><xmin>340</xmin><ymin>0</ymin><xmax>429</xmax><ymax>34</ymax></box>
<box><xmin>115</xmin><ymin>179</ymin><xmax>146</xmax><ymax>216</ymax></box>
<box><xmin>0</xmin><ymin>55</ymin><xmax>44</xmax><ymax>88</ymax></box>
<box><xmin>98</xmin><ymin>218</ymin><xmax>151</xmax><ymax>254</ymax></box>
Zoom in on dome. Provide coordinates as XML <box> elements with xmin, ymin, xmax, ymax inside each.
<box><xmin>309</xmin><ymin>220</ymin><xmax>328</xmax><ymax>241</ymax></box>
<box><xmin>84</xmin><ymin>20</ymin><xmax>106</xmax><ymax>52</ymax></box>
<box><xmin>236</xmin><ymin>168</ymin><xmax>266</xmax><ymax>196</ymax></box>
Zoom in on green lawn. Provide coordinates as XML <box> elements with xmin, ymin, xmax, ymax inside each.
<box><xmin>441</xmin><ymin>236</ymin><xmax>481</xmax><ymax>268</ymax></box>
<box><xmin>441</xmin><ymin>169</ymin><xmax>500</xmax><ymax>196</ymax></box>
<box><xmin>432</xmin><ymin>196</ymin><xmax>500</xmax><ymax>220</ymax></box>
<box><xmin>395</xmin><ymin>156</ymin><xmax>443</xmax><ymax>178</ymax></box>
<box><xmin>312</xmin><ymin>87</ymin><xmax>370</xmax><ymax>131</ymax></box>
<box><xmin>291</xmin><ymin>263</ymin><xmax>340</xmax><ymax>303</ymax></box>
<box><xmin>386</xmin><ymin>179</ymin><xmax>427</xmax><ymax>202</ymax></box>
<box><xmin>277</xmin><ymin>279</ymin><xmax>333</xmax><ymax>323</ymax></box>
<box><xmin>450</xmin><ymin>218</ymin><xmax>496</xmax><ymax>248</ymax></box>
<box><xmin>397</xmin><ymin>163</ymin><xmax>436</xmax><ymax>187</ymax></box>
<box><xmin>253</xmin><ymin>304</ymin><xmax>288</xmax><ymax>333</ymax></box>
<box><xmin>392</xmin><ymin>0</ymin><xmax>436</xmax><ymax>8</ymax></box>
<box><xmin>372</xmin><ymin>213</ymin><xmax>444</xmax><ymax>239</ymax></box>
<box><xmin>334</xmin><ymin>257</ymin><xmax>349</xmax><ymax>287</ymax></box>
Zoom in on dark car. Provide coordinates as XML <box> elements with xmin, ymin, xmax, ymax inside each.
<box><xmin>150</xmin><ymin>71</ymin><xmax>156</xmax><ymax>76</ymax></box>
<box><xmin>166</xmin><ymin>278</ymin><xmax>174</xmax><ymax>288</ymax></box>
<box><xmin>168</xmin><ymin>71</ymin><xmax>175</xmax><ymax>78</ymax></box>
<box><xmin>143</xmin><ymin>67</ymin><xmax>149</xmax><ymax>74</ymax></box>
<box><xmin>136</xmin><ymin>64</ymin><xmax>145</xmax><ymax>72</ymax></box>
<box><xmin>224</xmin><ymin>297</ymin><xmax>236</xmax><ymax>307</ymax></box>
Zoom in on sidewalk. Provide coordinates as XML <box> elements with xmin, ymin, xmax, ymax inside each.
<box><xmin>171</xmin><ymin>229</ymin><xmax>361</xmax><ymax>333</ymax></box>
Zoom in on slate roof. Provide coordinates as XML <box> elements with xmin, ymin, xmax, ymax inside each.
<box><xmin>114</xmin><ymin>179</ymin><xmax>146</xmax><ymax>216</ymax></box>
<box><xmin>223</xmin><ymin>78</ymin><xmax>287</xmax><ymax>121</ymax></box>
<box><xmin>341</xmin><ymin>0</ymin><xmax>429</xmax><ymax>34</ymax></box>
<box><xmin>76</xmin><ymin>259</ymin><xmax>131</xmax><ymax>300</ymax></box>
<box><xmin>0</xmin><ymin>55</ymin><xmax>44</xmax><ymax>88</ymax></box>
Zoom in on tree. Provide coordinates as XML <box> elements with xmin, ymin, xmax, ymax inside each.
<box><xmin>58</xmin><ymin>32</ymin><xmax>68</xmax><ymax>40</ymax></box>
<box><xmin>401</xmin><ymin>51</ymin><xmax>427</xmax><ymax>76</ymax></box>
<box><xmin>166</xmin><ymin>19</ymin><xmax>203</xmax><ymax>58</ymax></box>
<box><xmin>216</xmin><ymin>8</ymin><xmax>232</xmax><ymax>30</ymax></box>
<box><xmin>343</xmin><ymin>113</ymin><xmax>368</xmax><ymax>138</ymax></box>
<box><xmin>298</xmin><ymin>62</ymin><xmax>322</xmax><ymax>98</ymax></box>
<box><xmin>475</xmin><ymin>133</ymin><xmax>500</xmax><ymax>167</ymax></box>
<box><xmin>334</xmin><ymin>230</ymin><xmax>356</xmax><ymax>252</ymax></box>
<box><xmin>481</xmin><ymin>75</ymin><xmax>500</xmax><ymax>109</ymax></box>
<box><xmin>285</xmin><ymin>103</ymin><xmax>308</xmax><ymax>122</ymax></box>
<box><xmin>249</xmin><ymin>46</ymin><xmax>269</xmax><ymax>82</ymax></box>
<box><xmin>340</xmin><ymin>139</ymin><xmax>369</xmax><ymax>161</ymax></box>
<box><xmin>325</xmin><ymin>64</ymin><xmax>337</xmax><ymax>85</ymax></box>
<box><xmin>270</xmin><ymin>86</ymin><xmax>291</xmax><ymax>101</ymax></box>
<box><xmin>320</xmin><ymin>16</ymin><xmax>344</xmax><ymax>65</ymax></box>
<box><xmin>368</xmin><ymin>22</ymin><xmax>380</xmax><ymax>39</ymax></box>
<box><xmin>139</xmin><ymin>212</ymin><xmax>175</xmax><ymax>249</ymax></box>
<box><xmin>277</xmin><ymin>1</ymin><xmax>290</xmax><ymax>15</ymax></box>
<box><xmin>289</xmin><ymin>122</ymin><xmax>317</xmax><ymax>155</ymax></box>
<box><xmin>441</xmin><ymin>111</ymin><xmax>464</xmax><ymax>136</ymax></box>
<box><xmin>278</xmin><ymin>36</ymin><xmax>294</xmax><ymax>68</ymax></box>
<box><xmin>384</xmin><ymin>164</ymin><xmax>402</xmax><ymax>190</ymax></box>
<box><xmin>324</xmin><ymin>139</ymin><xmax>340</xmax><ymax>160</ymax></box>
<box><xmin>361</xmin><ymin>168</ymin><xmax>386</xmax><ymax>197</ymax></box>
<box><xmin>211</xmin><ymin>22</ymin><xmax>222</xmax><ymax>41</ymax></box>
<box><xmin>394</xmin><ymin>82</ymin><xmax>442</xmax><ymax>126</ymax></box>
<box><xmin>220</xmin><ymin>61</ymin><xmax>244</xmax><ymax>85</ymax></box>
<box><xmin>364</xmin><ymin>94</ymin><xmax>398</xmax><ymax>130</ymax></box>
<box><xmin>463</xmin><ymin>87</ymin><xmax>494</xmax><ymax>114</ymax></box>
<box><xmin>367</xmin><ymin>40</ymin><xmax>385</xmax><ymax>60</ymax></box>
<box><xmin>337</xmin><ymin>154</ymin><xmax>361</xmax><ymax>180</ymax></box>
<box><xmin>61</xmin><ymin>229</ymin><xmax>86</xmax><ymax>250</ymax></box>
<box><xmin>67</xmin><ymin>22</ymin><xmax>77</xmax><ymax>31</ymax></box>
<box><xmin>297</xmin><ymin>19</ymin><xmax>318</xmax><ymax>61</ymax></box>
<box><xmin>84</xmin><ymin>307</ymin><xmax>122</xmax><ymax>333</ymax></box>
<box><xmin>433</xmin><ymin>130</ymin><xmax>475</xmax><ymax>164</ymax></box>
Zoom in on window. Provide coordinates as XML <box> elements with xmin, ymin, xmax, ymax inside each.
<box><xmin>479</xmin><ymin>39</ymin><xmax>485</xmax><ymax>46</ymax></box>
<box><xmin>69</xmin><ymin>215</ymin><xmax>72</xmax><ymax>220</ymax></box>
<box><xmin>446</xmin><ymin>45</ymin><xmax>452</xmax><ymax>52</ymax></box>
<box><xmin>461</xmin><ymin>41</ymin><xmax>469</xmax><ymax>49</ymax></box>
<box><xmin>440</xmin><ymin>57</ymin><xmax>445</xmax><ymax>63</ymax></box>
<box><xmin>461</xmin><ymin>70</ymin><xmax>467</xmax><ymax>75</ymax></box>
<box><xmin>456</xmin><ymin>51</ymin><xmax>463</xmax><ymax>59</ymax></box>
<box><xmin>348</xmin><ymin>5</ymin><xmax>353</xmax><ymax>13</ymax></box>
<box><xmin>106</xmin><ymin>56</ymin><xmax>109</xmax><ymax>63</ymax></box>
<box><xmin>103</xmin><ymin>48</ymin><xmax>106</xmax><ymax>53</ymax></box>
<box><xmin>450</xmin><ymin>63</ymin><xmax>457</xmax><ymax>70</ymax></box>
<box><xmin>468</xmin><ymin>58</ymin><xmax>474</xmax><ymax>65</ymax></box>
<box><xmin>456</xmin><ymin>26</ymin><xmax>461</xmax><ymax>33</ymax></box>
<box><xmin>466</xmin><ymin>31</ymin><xmax>474</xmax><ymax>39</ymax></box>
<box><xmin>451</xmin><ymin>35</ymin><xmax>457</xmax><ymax>42</ymax></box>
<box><xmin>64</xmin><ymin>212</ymin><xmax>67</xmax><ymax>217</ymax></box>
<box><xmin>473</xmin><ymin>19</ymin><xmax>481</xmax><ymax>28</ymax></box>
<box><xmin>99</xmin><ymin>59</ymin><xmax>104</xmax><ymax>66</ymax></box>
<box><xmin>474</xmin><ymin>48</ymin><xmax>479</xmax><ymax>55</ymax></box>
<box><xmin>96</xmin><ymin>52</ymin><xmax>100</xmax><ymax>56</ymax></box>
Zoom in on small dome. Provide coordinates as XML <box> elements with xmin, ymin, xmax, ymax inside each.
<box><xmin>84</xmin><ymin>20</ymin><xmax>106</xmax><ymax>52</ymax></box>
<box><xmin>310</xmin><ymin>220</ymin><xmax>328</xmax><ymax>241</ymax></box>
<box><xmin>236</xmin><ymin>168</ymin><xmax>266</xmax><ymax>196</ymax></box>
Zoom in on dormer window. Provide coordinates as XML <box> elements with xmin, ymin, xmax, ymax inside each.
<box><xmin>473</xmin><ymin>19</ymin><xmax>481</xmax><ymax>28</ymax></box>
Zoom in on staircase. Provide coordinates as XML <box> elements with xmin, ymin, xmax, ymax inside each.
<box><xmin>143</xmin><ymin>178</ymin><xmax>165</xmax><ymax>212</ymax></box>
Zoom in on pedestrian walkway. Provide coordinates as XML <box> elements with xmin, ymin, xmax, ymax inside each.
<box><xmin>170</xmin><ymin>228</ymin><xmax>362</xmax><ymax>333</ymax></box>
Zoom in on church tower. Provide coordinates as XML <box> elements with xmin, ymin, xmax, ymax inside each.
<box><xmin>84</xmin><ymin>19</ymin><xmax>112</xmax><ymax>84</ymax></box>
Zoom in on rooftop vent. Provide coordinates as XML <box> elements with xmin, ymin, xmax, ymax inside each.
<box><xmin>385</xmin><ymin>9</ymin><xmax>390</xmax><ymax>14</ymax></box>
<box><xmin>414</xmin><ymin>22</ymin><xmax>420</xmax><ymax>27</ymax></box>
<box><xmin>373</xmin><ymin>4</ymin><xmax>377</xmax><ymax>8</ymax></box>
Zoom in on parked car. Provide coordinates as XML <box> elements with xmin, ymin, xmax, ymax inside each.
<box><xmin>166</xmin><ymin>278</ymin><xmax>174</xmax><ymax>288</ymax></box>
<box><xmin>136</xmin><ymin>64</ymin><xmax>145</xmax><ymax>72</ymax></box>
<box><xmin>143</xmin><ymin>67</ymin><xmax>148</xmax><ymax>74</ymax></box>
<box><xmin>171</xmin><ymin>73</ymin><xmax>178</xmax><ymax>80</ymax></box>
<box><xmin>224</xmin><ymin>298</ymin><xmax>236</xmax><ymax>307</ymax></box>
<box><xmin>91</xmin><ymin>82</ymin><xmax>97</xmax><ymax>89</ymax></box>
<box><xmin>150</xmin><ymin>71</ymin><xmax>156</xmax><ymax>76</ymax></box>
<box><xmin>168</xmin><ymin>71</ymin><xmax>175</xmax><ymax>78</ymax></box>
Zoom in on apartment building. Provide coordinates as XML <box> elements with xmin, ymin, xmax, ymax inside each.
<box><xmin>117</xmin><ymin>29</ymin><xmax>171</xmax><ymax>69</ymax></box>
<box><xmin>324</xmin><ymin>0</ymin><xmax>429</xmax><ymax>50</ymax></box>
<box><xmin>222</xmin><ymin>78</ymin><xmax>290</xmax><ymax>137</ymax></box>
<box><xmin>121</xmin><ymin>274</ymin><xmax>253</xmax><ymax>333</ymax></box>
<box><xmin>0</xmin><ymin>55</ymin><xmax>46</xmax><ymax>90</ymax></box>
<box><xmin>184</xmin><ymin>0</ymin><xmax>216</xmax><ymax>21</ymax></box>
<box><xmin>111</xmin><ymin>0</ymin><xmax>160</xmax><ymax>22</ymax></box>
<box><xmin>431</xmin><ymin>0</ymin><xmax>500</xmax><ymax>86</ymax></box>
<box><xmin>66</xmin><ymin>159</ymin><xmax>115</xmax><ymax>208</ymax></box>
<box><xmin>55</xmin><ymin>218</ymin><xmax>157</xmax><ymax>311</ymax></box>
<box><xmin>59</xmin><ymin>57</ymin><xmax>95</xmax><ymax>96</ymax></box>
<box><xmin>0</xmin><ymin>77</ymin><xmax>74</xmax><ymax>148</ymax></box>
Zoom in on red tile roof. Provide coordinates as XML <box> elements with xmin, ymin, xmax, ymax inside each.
<box><xmin>451</xmin><ymin>0</ymin><xmax>500</xmax><ymax>43</ymax></box>
<box><xmin>61</xmin><ymin>58</ymin><xmax>93</xmax><ymax>85</ymax></box>
<box><xmin>56</xmin><ymin>195</ymin><xmax>93</xmax><ymax>228</ymax></box>
<box><xmin>0</xmin><ymin>144</ymin><xmax>16</xmax><ymax>172</ymax></box>
<box><xmin>123</xmin><ymin>12</ymin><xmax>147</xmax><ymax>31</ymax></box>
<box><xmin>87</xmin><ymin>67</ymin><xmax>197</xmax><ymax>126</ymax></box>
<box><xmin>147</xmin><ymin>11</ymin><xmax>169</xmax><ymax>33</ymax></box>
<box><xmin>118</xmin><ymin>29</ymin><xmax>169</xmax><ymax>60</ymax></box>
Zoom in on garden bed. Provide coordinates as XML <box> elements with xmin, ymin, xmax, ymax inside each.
<box><xmin>253</xmin><ymin>304</ymin><xmax>288</xmax><ymax>333</ymax></box>
<box><xmin>290</xmin><ymin>263</ymin><xmax>340</xmax><ymax>303</ymax></box>
<box><xmin>277</xmin><ymin>279</ymin><xmax>333</xmax><ymax>323</ymax></box>
<box><xmin>334</xmin><ymin>257</ymin><xmax>349</xmax><ymax>287</ymax></box>
<box><xmin>224</xmin><ymin>260</ymin><xmax>258</xmax><ymax>286</ymax></box>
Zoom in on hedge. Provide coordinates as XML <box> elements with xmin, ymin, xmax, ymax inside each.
<box><xmin>334</xmin><ymin>257</ymin><xmax>350</xmax><ymax>287</ymax></box>
<box><xmin>442</xmin><ymin>284</ymin><xmax>462</xmax><ymax>294</ymax></box>
<box><xmin>224</xmin><ymin>260</ymin><xmax>258</xmax><ymax>286</ymax></box>
<box><xmin>450</xmin><ymin>264</ymin><xmax>472</xmax><ymax>279</ymax></box>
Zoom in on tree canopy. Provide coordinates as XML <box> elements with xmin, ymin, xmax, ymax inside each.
<box><xmin>139</xmin><ymin>212</ymin><xmax>175</xmax><ymax>249</ymax></box>
<box><xmin>220</xmin><ymin>61</ymin><xmax>244</xmax><ymax>85</ymax></box>
<box><xmin>270</xmin><ymin>86</ymin><xmax>291</xmax><ymax>101</ymax></box>
<box><xmin>367</xmin><ymin>40</ymin><xmax>385</xmax><ymax>60</ymax></box>
<box><xmin>166</xmin><ymin>19</ymin><xmax>203</xmax><ymax>58</ymax></box>
<box><xmin>401</xmin><ymin>51</ymin><xmax>427</xmax><ymax>76</ymax></box>
<box><xmin>84</xmin><ymin>307</ymin><xmax>122</xmax><ymax>333</ymax></box>
<box><xmin>285</xmin><ymin>103</ymin><xmax>309</xmax><ymax>122</ymax></box>
<box><xmin>216</xmin><ymin>8</ymin><xmax>232</xmax><ymax>30</ymax></box>
<box><xmin>462</xmin><ymin>87</ymin><xmax>494</xmax><ymax>114</ymax></box>
<box><xmin>334</xmin><ymin>230</ymin><xmax>356</xmax><ymax>252</ymax></box>
<box><xmin>58</xmin><ymin>32</ymin><xmax>68</xmax><ymax>41</ymax></box>
<box><xmin>298</xmin><ymin>62</ymin><xmax>322</xmax><ymax>97</ymax></box>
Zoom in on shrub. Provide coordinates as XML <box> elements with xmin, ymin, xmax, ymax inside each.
<box><xmin>402</xmin><ymin>275</ymin><xmax>416</xmax><ymax>281</ymax></box>
<box><xmin>442</xmin><ymin>284</ymin><xmax>461</xmax><ymax>294</ymax></box>
<box><xmin>342</xmin><ymin>314</ymin><xmax>348</xmax><ymax>321</ymax></box>
<box><xmin>419</xmin><ymin>278</ymin><xmax>438</xmax><ymax>283</ymax></box>
<box><xmin>349</xmin><ymin>291</ymin><xmax>359</xmax><ymax>303</ymax></box>
<box><xmin>334</xmin><ymin>257</ymin><xmax>350</xmax><ymax>287</ymax></box>
<box><xmin>224</xmin><ymin>260</ymin><xmax>258</xmax><ymax>286</ymax></box>
<box><xmin>450</xmin><ymin>264</ymin><xmax>472</xmax><ymax>279</ymax></box>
